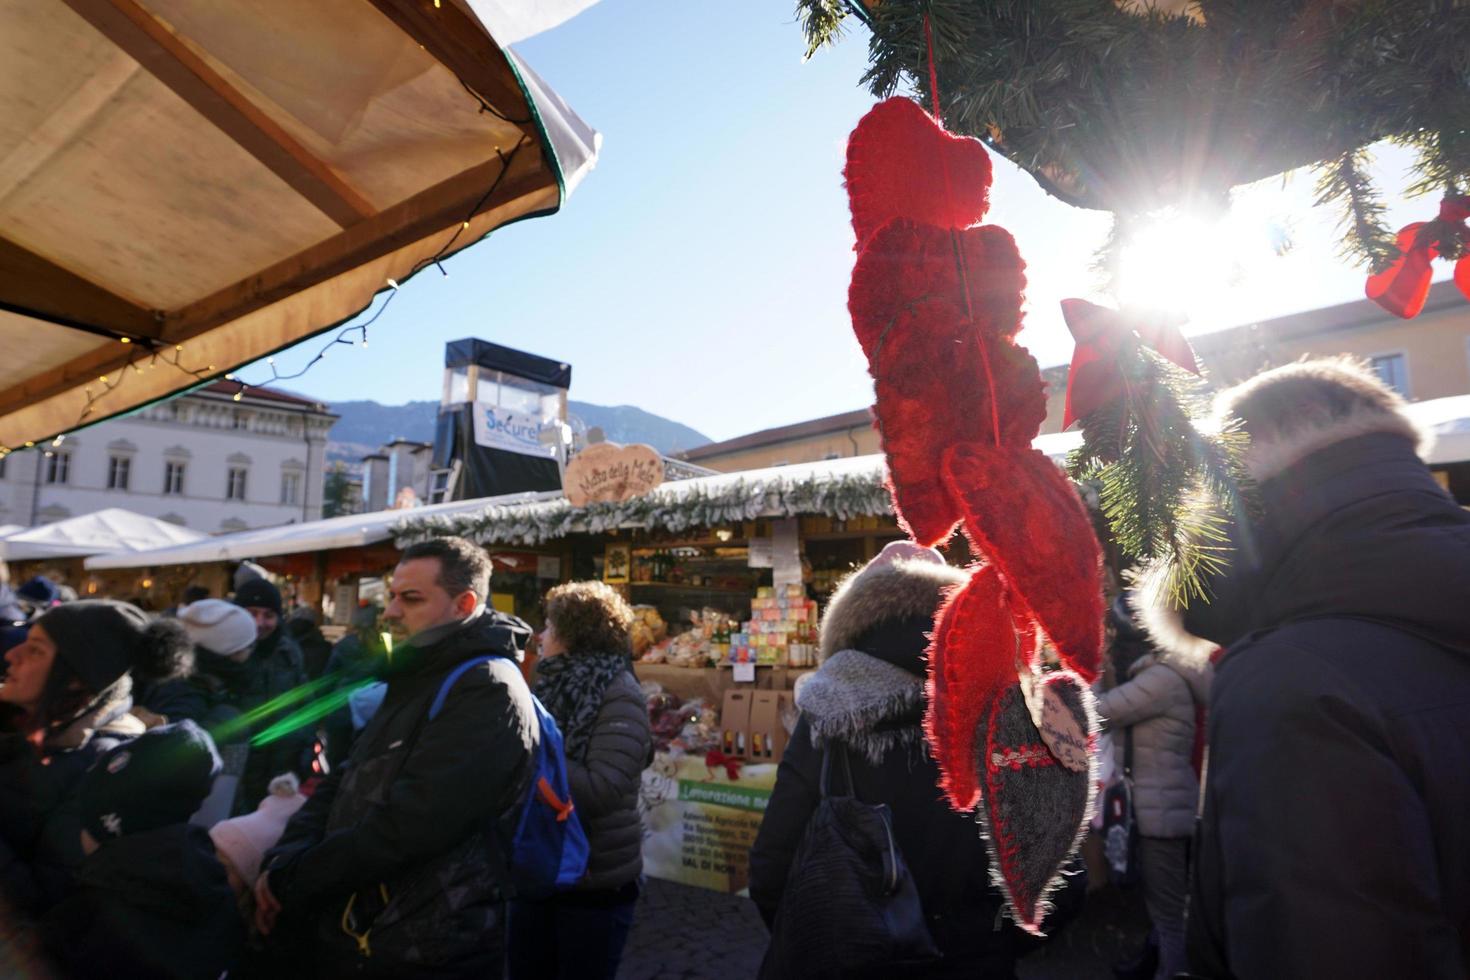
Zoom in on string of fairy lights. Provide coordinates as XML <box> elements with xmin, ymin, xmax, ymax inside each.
<box><xmin>8</xmin><ymin>130</ymin><xmax>525</xmax><ymax>463</ymax></box>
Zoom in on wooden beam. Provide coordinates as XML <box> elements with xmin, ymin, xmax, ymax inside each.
<box><xmin>0</xmin><ymin>50</ymin><xmax>139</xmax><ymax>208</ymax></box>
<box><xmin>0</xmin><ymin>143</ymin><xmax>554</xmax><ymax>418</ymax></box>
<box><xmin>366</xmin><ymin>0</ymin><xmax>533</xmax><ymax>134</ymax></box>
<box><xmin>59</xmin><ymin>0</ymin><xmax>377</xmax><ymax>229</ymax></box>
<box><xmin>163</xmin><ymin>137</ymin><xmax>551</xmax><ymax>339</ymax></box>
<box><xmin>0</xmin><ymin>237</ymin><xmax>160</xmax><ymax>340</ymax></box>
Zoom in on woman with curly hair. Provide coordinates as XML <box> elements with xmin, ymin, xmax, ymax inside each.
<box><xmin>506</xmin><ymin>581</ymin><xmax>652</xmax><ymax>980</ymax></box>
<box><xmin>0</xmin><ymin>600</ymin><xmax>192</xmax><ymax>915</ymax></box>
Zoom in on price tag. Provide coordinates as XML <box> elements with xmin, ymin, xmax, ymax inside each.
<box><xmin>733</xmin><ymin>662</ymin><xmax>756</xmax><ymax>683</ymax></box>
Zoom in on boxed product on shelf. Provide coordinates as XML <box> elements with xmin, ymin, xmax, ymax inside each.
<box><xmin>721</xmin><ymin>689</ymin><xmax>753</xmax><ymax>758</ymax></box>
<box><xmin>748</xmin><ymin>691</ymin><xmax>793</xmax><ymax>762</ymax></box>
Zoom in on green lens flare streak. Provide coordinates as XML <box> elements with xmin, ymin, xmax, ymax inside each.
<box><xmin>248</xmin><ymin>679</ymin><xmax>378</xmax><ymax>748</ymax></box>
<box><xmin>209</xmin><ymin>671</ymin><xmax>349</xmax><ymax>744</ymax></box>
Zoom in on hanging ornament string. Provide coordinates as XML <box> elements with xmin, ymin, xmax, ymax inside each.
<box><xmin>924</xmin><ymin>13</ymin><xmax>1001</xmax><ymax>448</ymax></box>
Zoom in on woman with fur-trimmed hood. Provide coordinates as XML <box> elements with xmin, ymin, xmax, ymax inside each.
<box><xmin>750</xmin><ymin>542</ymin><xmax>1054</xmax><ymax>977</ymax></box>
<box><xmin>1136</xmin><ymin>358</ymin><xmax>1470</xmax><ymax>978</ymax></box>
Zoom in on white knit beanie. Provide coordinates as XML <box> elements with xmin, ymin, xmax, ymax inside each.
<box><xmin>178</xmin><ymin>599</ymin><xmax>257</xmax><ymax>658</ymax></box>
<box><xmin>208</xmin><ymin>773</ymin><xmax>307</xmax><ymax>886</ymax></box>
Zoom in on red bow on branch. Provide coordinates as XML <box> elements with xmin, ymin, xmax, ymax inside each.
<box><xmin>1366</xmin><ymin>195</ymin><xmax>1470</xmax><ymax>319</ymax></box>
<box><xmin>1060</xmin><ymin>299</ymin><xmax>1198</xmax><ymax>429</ymax></box>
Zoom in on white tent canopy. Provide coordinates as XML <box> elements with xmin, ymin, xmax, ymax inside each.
<box><xmin>1</xmin><ymin>508</ymin><xmax>204</xmax><ymax>561</ymax></box>
<box><xmin>84</xmin><ymin>491</ymin><xmax>563</xmax><ymax>570</ymax></box>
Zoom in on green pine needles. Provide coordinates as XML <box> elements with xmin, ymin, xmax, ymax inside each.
<box><xmin>1066</xmin><ymin>346</ymin><xmax>1254</xmax><ymax>605</ymax></box>
<box><xmin>799</xmin><ymin>0</ymin><xmax>1470</xmax><ymax>275</ymax></box>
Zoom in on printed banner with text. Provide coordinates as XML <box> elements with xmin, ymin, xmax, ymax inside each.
<box><xmin>640</xmin><ymin>752</ymin><xmax>777</xmax><ymax>893</ymax></box>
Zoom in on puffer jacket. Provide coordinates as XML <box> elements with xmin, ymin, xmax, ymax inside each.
<box><xmin>568</xmin><ymin>670</ymin><xmax>652</xmax><ymax>891</ymax></box>
<box><xmin>0</xmin><ymin>682</ymin><xmax>145</xmax><ymax>915</ymax></box>
<box><xmin>1095</xmin><ymin>653</ymin><xmax>1208</xmax><ymax>839</ymax></box>
<box><xmin>263</xmin><ymin>610</ymin><xmax>536</xmax><ymax>977</ymax></box>
<box><xmin>236</xmin><ymin>629</ymin><xmax>312</xmax><ymax>812</ymax></box>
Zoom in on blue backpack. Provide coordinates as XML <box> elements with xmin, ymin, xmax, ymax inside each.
<box><xmin>430</xmin><ymin>655</ymin><xmax>590</xmax><ymax>899</ymax></box>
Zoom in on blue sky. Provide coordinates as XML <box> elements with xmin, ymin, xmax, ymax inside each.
<box><xmin>249</xmin><ymin>1</ymin><xmax>1442</xmax><ymax>443</ymax></box>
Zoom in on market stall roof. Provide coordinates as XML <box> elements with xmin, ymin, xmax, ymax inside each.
<box><xmin>1</xmin><ymin>507</ymin><xmax>204</xmax><ymax>560</ymax></box>
<box><xmin>83</xmin><ymin>489</ymin><xmax>564</xmax><ymax>570</ymax></box>
<box><xmin>0</xmin><ymin>0</ymin><xmax>597</xmax><ymax>450</ymax></box>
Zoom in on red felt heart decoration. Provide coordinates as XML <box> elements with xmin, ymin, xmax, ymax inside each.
<box><xmin>942</xmin><ymin>443</ymin><xmax>1104</xmax><ymax>680</ymax></box>
<box><xmin>845</xmin><ymin>97</ymin><xmax>993</xmax><ymax>249</ymax></box>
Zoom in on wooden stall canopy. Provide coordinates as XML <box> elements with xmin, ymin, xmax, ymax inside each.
<box><xmin>0</xmin><ymin>0</ymin><xmax>577</xmax><ymax>450</ymax></box>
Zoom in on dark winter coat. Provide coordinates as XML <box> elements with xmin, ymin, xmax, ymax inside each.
<box><xmin>750</xmin><ymin>557</ymin><xmax>1056</xmax><ymax>975</ymax></box>
<box><xmin>263</xmin><ymin>609</ymin><xmax>537</xmax><ymax>977</ymax></box>
<box><xmin>565</xmin><ymin>669</ymin><xmax>652</xmax><ymax>891</ymax></box>
<box><xmin>235</xmin><ymin>628</ymin><xmax>313</xmax><ymax>812</ymax></box>
<box><xmin>0</xmin><ymin>683</ymin><xmax>145</xmax><ymax>914</ymax></box>
<box><xmin>1159</xmin><ymin>433</ymin><xmax>1470</xmax><ymax>978</ymax></box>
<box><xmin>41</xmin><ymin>823</ymin><xmax>244</xmax><ymax>980</ymax></box>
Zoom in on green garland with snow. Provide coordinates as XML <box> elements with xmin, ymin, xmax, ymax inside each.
<box><xmin>393</xmin><ymin>469</ymin><xmax>894</xmax><ymax>547</ymax></box>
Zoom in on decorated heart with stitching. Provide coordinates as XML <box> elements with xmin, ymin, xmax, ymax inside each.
<box><xmin>943</xmin><ymin>443</ymin><xmax>1104</xmax><ymax>680</ymax></box>
<box><xmin>975</xmin><ymin>672</ymin><xmax>1097</xmax><ymax>934</ymax></box>
<box><xmin>845</xmin><ymin>97</ymin><xmax>993</xmax><ymax>249</ymax></box>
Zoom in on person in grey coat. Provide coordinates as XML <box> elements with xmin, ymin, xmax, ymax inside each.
<box><xmin>1096</xmin><ymin>596</ymin><xmax>1210</xmax><ymax>980</ymax></box>
<box><xmin>507</xmin><ymin>580</ymin><xmax>652</xmax><ymax>980</ymax></box>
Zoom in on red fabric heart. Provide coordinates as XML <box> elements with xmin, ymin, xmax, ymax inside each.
<box><xmin>845</xmin><ymin>97</ymin><xmax>992</xmax><ymax>249</ymax></box>
<box><xmin>942</xmin><ymin>443</ymin><xmax>1104</xmax><ymax>681</ymax></box>
<box><xmin>923</xmin><ymin>565</ymin><xmax>1032</xmax><ymax>811</ymax></box>
<box><xmin>869</xmin><ymin>300</ymin><xmax>1047</xmax><ymax>545</ymax></box>
<box><xmin>850</xmin><ymin>219</ymin><xmax>1027</xmax><ymax>361</ymax></box>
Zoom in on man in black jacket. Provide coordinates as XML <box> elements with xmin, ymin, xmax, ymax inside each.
<box><xmin>1140</xmin><ymin>358</ymin><xmax>1470</xmax><ymax>977</ymax></box>
<box><xmin>255</xmin><ymin>537</ymin><xmax>537</xmax><ymax>977</ymax></box>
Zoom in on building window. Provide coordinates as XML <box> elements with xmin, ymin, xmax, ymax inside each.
<box><xmin>45</xmin><ymin>451</ymin><xmax>70</xmax><ymax>485</ymax></box>
<box><xmin>281</xmin><ymin>471</ymin><xmax>302</xmax><ymax>506</ymax></box>
<box><xmin>1370</xmin><ymin>353</ymin><xmax>1409</xmax><ymax>397</ymax></box>
<box><xmin>164</xmin><ymin>461</ymin><xmax>186</xmax><ymax>495</ymax></box>
<box><xmin>226</xmin><ymin>467</ymin><xmax>248</xmax><ymax>501</ymax></box>
<box><xmin>107</xmin><ymin>455</ymin><xmax>131</xmax><ymax>490</ymax></box>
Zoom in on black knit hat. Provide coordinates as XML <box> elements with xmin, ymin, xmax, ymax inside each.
<box><xmin>233</xmin><ymin>577</ymin><xmax>282</xmax><ymax>616</ymax></box>
<box><xmin>79</xmin><ymin>720</ymin><xmax>221</xmax><ymax>843</ymax></box>
<box><xmin>35</xmin><ymin>600</ymin><xmax>170</xmax><ymax>695</ymax></box>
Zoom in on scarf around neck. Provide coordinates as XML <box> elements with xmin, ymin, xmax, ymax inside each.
<box><xmin>794</xmin><ymin>649</ymin><xmax>925</xmax><ymax>765</ymax></box>
<box><xmin>533</xmin><ymin>650</ymin><xmax>630</xmax><ymax>760</ymax></box>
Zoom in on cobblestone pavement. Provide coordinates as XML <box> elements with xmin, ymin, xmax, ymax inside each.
<box><xmin>619</xmin><ymin>877</ymin><xmax>1149</xmax><ymax>980</ymax></box>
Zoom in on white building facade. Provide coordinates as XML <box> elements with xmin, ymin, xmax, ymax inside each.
<box><xmin>0</xmin><ymin>383</ymin><xmax>336</xmax><ymax>531</ymax></box>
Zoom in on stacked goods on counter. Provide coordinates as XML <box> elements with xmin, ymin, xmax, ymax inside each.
<box><xmin>729</xmin><ymin>584</ymin><xmax>818</xmax><ymax>666</ymax></box>
<box><xmin>643</xmin><ymin>681</ymin><xmax>720</xmax><ymax>754</ymax></box>
<box><xmin>630</xmin><ymin>605</ymin><xmax>668</xmax><ymax>657</ymax></box>
<box><xmin>637</xmin><ymin>608</ymin><xmax>739</xmax><ymax>667</ymax></box>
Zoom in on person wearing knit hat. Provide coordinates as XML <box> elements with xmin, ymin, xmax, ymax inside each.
<box><xmin>0</xmin><ymin>600</ymin><xmax>190</xmax><ymax>914</ymax></box>
<box><xmin>226</xmin><ymin>577</ymin><xmax>311</xmax><ymax>814</ymax></box>
<box><xmin>180</xmin><ymin>599</ymin><xmax>257</xmax><ymax>662</ymax></box>
<box><xmin>42</xmin><ymin>720</ymin><xmax>244</xmax><ymax>979</ymax></box>
<box><xmin>209</xmin><ymin>772</ymin><xmax>307</xmax><ymax>898</ymax></box>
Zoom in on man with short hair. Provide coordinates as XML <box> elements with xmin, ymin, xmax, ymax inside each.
<box><xmin>1140</xmin><ymin>358</ymin><xmax>1470</xmax><ymax>977</ymax></box>
<box><xmin>256</xmin><ymin>536</ymin><xmax>537</xmax><ymax>977</ymax></box>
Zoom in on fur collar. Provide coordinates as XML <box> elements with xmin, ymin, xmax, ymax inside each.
<box><xmin>795</xmin><ymin>649</ymin><xmax>924</xmax><ymax>765</ymax></box>
<box><xmin>45</xmin><ymin>677</ymin><xmax>143</xmax><ymax>752</ymax></box>
<box><xmin>819</xmin><ymin>558</ymin><xmax>966</xmax><ymax>663</ymax></box>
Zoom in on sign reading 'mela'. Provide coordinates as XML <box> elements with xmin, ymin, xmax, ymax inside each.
<box><xmin>565</xmin><ymin>443</ymin><xmax>664</xmax><ymax>507</ymax></box>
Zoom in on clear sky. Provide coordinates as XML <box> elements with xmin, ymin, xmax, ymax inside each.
<box><xmin>246</xmin><ymin>0</ymin><xmax>1444</xmax><ymax>443</ymax></box>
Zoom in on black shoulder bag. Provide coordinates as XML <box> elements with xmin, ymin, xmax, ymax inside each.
<box><xmin>759</xmin><ymin>744</ymin><xmax>939</xmax><ymax>979</ymax></box>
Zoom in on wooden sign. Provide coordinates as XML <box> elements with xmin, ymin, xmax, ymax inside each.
<box><xmin>565</xmin><ymin>442</ymin><xmax>664</xmax><ymax>507</ymax></box>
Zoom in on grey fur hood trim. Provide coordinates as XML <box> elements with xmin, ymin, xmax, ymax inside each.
<box><xmin>1216</xmin><ymin>356</ymin><xmax>1428</xmax><ymax>482</ymax></box>
<box><xmin>819</xmin><ymin>558</ymin><xmax>966</xmax><ymax>663</ymax></box>
<box><xmin>1130</xmin><ymin>564</ymin><xmax>1221</xmax><ymax>669</ymax></box>
<box><xmin>795</xmin><ymin>649</ymin><xmax>924</xmax><ymax>765</ymax></box>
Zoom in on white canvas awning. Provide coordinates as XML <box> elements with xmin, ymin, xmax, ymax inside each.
<box><xmin>1</xmin><ymin>507</ymin><xmax>204</xmax><ymax>560</ymax></box>
<box><xmin>0</xmin><ymin>0</ymin><xmax>597</xmax><ymax>450</ymax></box>
<box><xmin>84</xmin><ymin>490</ymin><xmax>563</xmax><ymax>569</ymax></box>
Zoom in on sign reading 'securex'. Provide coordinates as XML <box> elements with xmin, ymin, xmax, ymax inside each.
<box><xmin>472</xmin><ymin>403</ymin><xmax>557</xmax><ymax>458</ymax></box>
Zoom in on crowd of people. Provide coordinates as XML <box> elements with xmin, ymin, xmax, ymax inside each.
<box><xmin>0</xmin><ymin>357</ymin><xmax>1464</xmax><ymax>978</ymax></box>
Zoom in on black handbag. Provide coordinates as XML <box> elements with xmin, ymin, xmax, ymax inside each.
<box><xmin>1102</xmin><ymin>727</ymin><xmax>1142</xmax><ymax>887</ymax></box>
<box><xmin>759</xmin><ymin>744</ymin><xmax>939</xmax><ymax>979</ymax></box>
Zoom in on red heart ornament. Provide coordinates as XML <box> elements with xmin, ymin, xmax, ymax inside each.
<box><xmin>924</xmin><ymin>564</ymin><xmax>1033</xmax><ymax>811</ymax></box>
<box><xmin>976</xmin><ymin>672</ymin><xmax>1097</xmax><ymax>935</ymax></box>
<box><xmin>845</xmin><ymin>97</ymin><xmax>993</xmax><ymax>249</ymax></box>
<box><xmin>942</xmin><ymin>443</ymin><xmax>1104</xmax><ymax>681</ymax></box>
